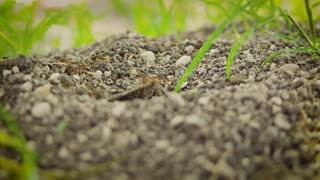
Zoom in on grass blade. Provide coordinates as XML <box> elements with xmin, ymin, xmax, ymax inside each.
<box><xmin>305</xmin><ymin>0</ymin><xmax>317</xmax><ymax>44</ymax></box>
<box><xmin>260</xmin><ymin>47</ymin><xmax>313</xmax><ymax>67</ymax></box>
<box><xmin>226</xmin><ymin>16</ymin><xmax>273</xmax><ymax>81</ymax></box>
<box><xmin>174</xmin><ymin>0</ymin><xmax>244</xmax><ymax>92</ymax></box>
<box><xmin>285</xmin><ymin>10</ymin><xmax>314</xmax><ymax>49</ymax></box>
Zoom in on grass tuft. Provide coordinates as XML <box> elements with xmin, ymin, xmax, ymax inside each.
<box><xmin>261</xmin><ymin>0</ymin><xmax>320</xmax><ymax>67</ymax></box>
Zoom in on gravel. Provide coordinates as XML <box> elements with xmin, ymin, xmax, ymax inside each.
<box><xmin>1</xmin><ymin>27</ymin><xmax>320</xmax><ymax>180</ymax></box>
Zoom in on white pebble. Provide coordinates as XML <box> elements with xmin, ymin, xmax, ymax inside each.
<box><xmin>0</xmin><ymin>89</ymin><xmax>4</xmax><ymax>98</ymax></box>
<box><xmin>104</xmin><ymin>71</ymin><xmax>112</xmax><ymax>77</ymax></box>
<box><xmin>58</xmin><ymin>147</ymin><xmax>69</xmax><ymax>159</ymax></box>
<box><xmin>102</xmin><ymin>126</ymin><xmax>112</xmax><ymax>140</ymax></box>
<box><xmin>12</xmin><ymin>66</ymin><xmax>19</xmax><ymax>73</ymax></box>
<box><xmin>167</xmin><ymin>92</ymin><xmax>186</xmax><ymax>106</ymax></box>
<box><xmin>34</xmin><ymin>84</ymin><xmax>52</xmax><ymax>97</ymax></box>
<box><xmin>31</xmin><ymin>102</ymin><xmax>51</xmax><ymax>118</ymax></box>
<box><xmin>112</xmin><ymin>102</ymin><xmax>126</xmax><ymax>117</ymax></box>
<box><xmin>2</xmin><ymin>69</ymin><xmax>11</xmax><ymax>77</ymax></box>
<box><xmin>80</xmin><ymin>152</ymin><xmax>92</xmax><ymax>161</ymax></box>
<box><xmin>184</xmin><ymin>45</ymin><xmax>195</xmax><ymax>53</ymax></box>
<box><xmin>270</xmin><ymin>44</ymin><xmax>276</xmax><ymax>50</ymax></box>
<box><xmin>21</xmin><ymin>82</ymin><xmax>33</xmax><ymax>91</ymax></box>
<box><xmin>140</xmin><ymin>51</ymin><xmax>155</xmax><ymax>62</ymax></box>
<box><xmin>278</xmin><ymin>64</ymin><xmax>299</xmax><ymax>76</ymax></box>
<box><xmin>48</xmin><ymin>73</ymin><xmax>60</xmax><ymax>84</ymax></box>
<box><xmin>274</xmin><ymin>113</ymin><xmax>291</xmax><ymax>130</ymax></box>
<box><xmin>176</xmin><ymin>55</ymin><xmax>191</xmax><ymax>66</ymax></box>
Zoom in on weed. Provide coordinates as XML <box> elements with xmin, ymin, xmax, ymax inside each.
<box><xmin>261</xmin><ymin>0</ymin><xmax>320</xmax><ymax>67</ymax></box>
<box><xmin>0</xmin><ymin>105</ymin><xmax>38</xmax><ymax>180</ymax></box>
<box><xmin>0</xmin><ymin>0</ymin><xmax>95</xmax><ymax>58</ymax></box>
<box><xmin>174</xmin><ymin>0</ymin><xmax>277</xmax><ymax>92</ymax></box>
<box><xmin>111</xmin><ymin>0</ymin><xmax>193</xmax><ymax>37</ymax></box>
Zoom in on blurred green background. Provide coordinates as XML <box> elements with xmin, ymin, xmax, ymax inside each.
<box><xmin>0</xmin><ymin>0</ymin><xmax>319</xmax><ymax>57</ymax></box>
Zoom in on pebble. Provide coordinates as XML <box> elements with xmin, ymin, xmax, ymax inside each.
<box><xmin>21</xmin><ymin>81</ymin><xmax>33</xmax><ymax>91</ymax></box>
<box><xmin>176</xmin><ymin>55</ymin><xmax>191</xmax><ymax>66</ymax></box>
<box><xmin>58</xmin><ymin>147</ymin><xmax>69</xmax><ymax>159</ymax></box>
<box><xmin>48</xmin><ymin>73</ymin><xmax>61</xmax><ymax>84</ymax></box>
<box><xmin>170</xmin><ymin>115</ymin><xmax>184</xmax><ymax>127</ymax></box>
<box><xmin>184</xmin><ymin>45</ymin><xmax>195</xmax><ymax>53</ymax></box>
<box><xmin>80</xmin><ymin>152</ymin><xmax>92</xmax><ymax>161</ymax></box>
<box><xmin>278</xmin><ymin>64</ymin><xmax>299</xmax><ymax>76</ymax></box>
<box><xmin>23</xmin><ymin>74</ymin><xmax>32</xmax><ymax>81</ymax></box>
<box><xmin>12</xmin><ymin>66</ymin><xmax>19</xmax><ymax>73</ymax></box>
<box><xmin>34</xmin><ymin>84</ymin><xmax>52</xmax><ymax>97</ymax></box>
<box><xmin>140</xmin><ymin>51</ymin><xmax>155</xmax><ymax>62</ymax></box>
<box><xmin>104</xmin><ymin>71</ymin><xmax>112</xmax><ymax>77</ymax></box>
<box><xmin>0</xmin><ymin>88</ymin><xmax>4</xmax><ymax>98</ymax></box>
<box><xmin>31</xmin><ymin>102</ymin><xmax>51</xmax><ymax>118</ymax></box>
<box><xmin>274</xmin><ymin>113</ymin><xmax>291</xmax><ymax>130</ymax></box>
<box><xmin>2</xmin><ymin>69</ymin><xmax>11</xmax><ymax>77</ymax></box>
<box><xmin>45</xmin><ymin>135</ymin><xmax>54</xmax><ymax>145</ymax></box>
<box><xmin>112</xmin><ymin>102</ymin><xmax>126</xmax><ymax>117</ymax></box>
<box><xmin>102</xmin><ymin>126</ymin><xmax>112</xmax><ymax>140</ymax></box>
<box><xmin>269</xmin><ymin>44</ymin><xmax>276</xmax><ymax>50</ymax></box>
<box><xmin>167</xmin><ymin>92</ymin><xmax>186</xmax><ymax>106</ymax></box>
<box><xmin>185</xmin><ymin>114</ymin><xmax>206</xmax><ymax>127</ymax></box>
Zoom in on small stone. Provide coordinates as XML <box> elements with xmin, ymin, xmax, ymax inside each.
<box><xmin>80</xmin><ymin>152</ymin><xmax>92</xmax><ymax>161</ymax></box>
<box><xmin>21</xmin><ymin>82</ymin><xmax>33</xmax><ymax>91</ymax></box>
<box><xmin>112</xmin><ymin>102</ymin><xmax>126</xmax><ymax>117</ymax></box>
<box><xmin>58</xmin><ymin>147</ymin><xmax>69</xmax><ymax>159</ymax></box>
<box><xmin>2</xmin><ymin>69</ymin><xmax>11</xmax><ymax>77</ymax></box>
<box><xmin>176</xmin><ymin>55</ymin><xmax>191</xmax><ymax>66</ymax></box>
<box><xmin>48</xmin><ymin>73</ymin><xmax>61</xmax><ymax>84</ymax></box>
<box><xmin>170</xmin><ymin>115</ymin><xmax>184</xmax><ymax>127</ymax></box>
<box><xmin>274</xmin><ymin>113</ymin><xmax>291</xmax><ymax>130</ymax></box>
<box><xmin>76</xmin><ymin>134</ymin><xmax>88</xmax><ymax>143</ymax></box>
<box><xmin>270</xmin><ymin>96</ymin><xmax>282</xmax><ymax>105</ymax></box>
<box><xmin>12</xmin><ymin>66</ymin><xmax>19</xmax><ymax>73</ymax></box>
<box><xmin>34</xmin><ymin>84</ymin><xmax>52</xmax><ymax>97</ymax></box>
<box><xmin>104</xmin><ymin>70</ymin><xmax>112</xmax><ymax>78</ymax></box>
<box><xmin>102</xmin><ymin>126</ymin><xmax>112</xmax><ymax>140</ymax></box>
<box><xmin>198</xmin><ymin>96</ymin><xmax>210</xmax><ymax>105</ymax></box>
<box><xmin>184</xmin><ymin>45</ymin><xmax>195</xmax><ymax>53</ymax></box>
<box><xmin>140</xmin><ymin>51</ymin><xmax>155</xmax><ymax>62</ymax></box>
<box><xmin>185</xmin><ymin>114</ymin><xmax>205</xmax><ymax>127</ymax></box>
<box><xmin>45</xmin><ymin>135</ymin><xmax>54</xmax><ymax>145</ymax></box>
<box><xmin>167</xmin><ymin>92</ymin><xmax>186</xmax><ymax>106</ymax></box>
<box><xmin>0</xmin><ymin>89</ymin><xmax>4</xmax><ymax>98</ymax></box>
<box><xmin>269</xmin><ymin>44</ymin><xmax>276</xmax><ymax>50</ymax></box>
<box><xmin>209</xmin><ymin>49</ymin><xmax>219</xmax><ymax>56</ymax></box>
<box><xmin>130</xmin><ymin>69</ymin><xmax>138</xmax><ymax>78</ymax></box>
<box><xmin>23</xmin><ymin>74</ymin><xmax>32</xmax><ymax>81</ymax></box>
<box><xmin>155</xmin><ymin>139</ymin><xmax>170</xmax><ymax>149</ymax></box>
<box><xmin>31</xmin><ymin>102</ymin><xmax>51</xmax><ymax>118</ymax></box>
<box><xmin>278</xmin><ymin>64</ymin><xmax>299</xmax><ymax>76</ymax></box>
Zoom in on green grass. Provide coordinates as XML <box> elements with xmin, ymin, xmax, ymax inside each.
<box><xmin>0</xmin><ymin>105</ymin><xmax>38</xmax><ymax>180</ymax></box>
<box><xmin>0</xmin><ymin>0</ymin><xmax>95</xmax><ymax>58</ymax></box>
<box><xmin>110</xmin><ymin>0</ymin><xmax>194</xmax><ymax>37</ymax></box>
<box><xmin>261</xmin><ymin>0</ymin><xmax>320</xmax><ymax>67</ymax></box>
<box><xmin>174</xmin><ymin>0</ymin><xmax>278</xmax><ymax>91</ymax></box>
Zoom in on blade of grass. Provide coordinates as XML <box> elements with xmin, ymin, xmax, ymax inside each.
<box><xmin>305</xmin><ymin>0</ymin><xmax>317</xmax><ymax>44</ymax></box>
<box><xmin>174</xmin><ymin>0</ymin><xmax>245</xmax><ymax>92</ymax></box>
<box><xmin>0</xmin><ymin>31</ymin><xmax>20</xmax><ymax>53</ymax></box>
<box><xmin>260</xmin><ymin>47</ymin><xmax>313</xmax><ymax>67</ymax></box>
<box><xmin>0</xmin><ymin>105</ymin><xmax>39</xmax><ymax>180</ymax></box>
<box><xmin>226</xmin><ymin>16</ymin><xmax>273</xmax><ymax>81</ymax></box>
<box><xmin>285</xmin><ymin>10</ymin><xmax>315</xmax><ymax>50</ymax></box>
<box><xmin>266</xmin><ymin>30</ymin><xmax>304</xmax><ymax>46</ymax></box>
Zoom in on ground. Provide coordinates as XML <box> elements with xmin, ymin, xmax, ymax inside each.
<box><xmin>1</xmin><ymin>27</ymin><xmax>320</xmax><ymax>179</ymax></box>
